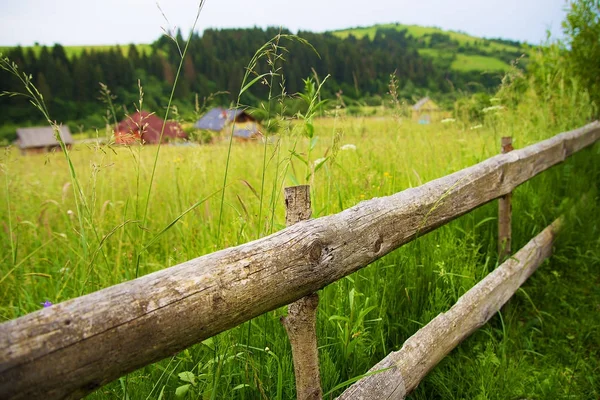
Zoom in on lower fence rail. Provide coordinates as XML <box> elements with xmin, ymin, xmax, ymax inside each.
<box><xmin>337</xmin><ymin>218</ymin><xmax>562</xmax><ymax>399</ymax></box>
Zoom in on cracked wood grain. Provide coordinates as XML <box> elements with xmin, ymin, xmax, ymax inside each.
<box><xmin>0</xmin><ymin>121</ymin><xmax>598</xmax><ymax>399</ymax></box>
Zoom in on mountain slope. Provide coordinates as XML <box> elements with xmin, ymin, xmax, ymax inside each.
<box><xmin>331</xmin><ymin>23</ymin><xmax>529</xmax><ymax>72</ymax></box>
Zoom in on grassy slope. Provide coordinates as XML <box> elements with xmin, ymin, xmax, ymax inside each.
<box><xmin>0</xmin><ymin>43</ymin><xmax>153</xmax><ymax>58</ymax></box>
<box><xmin>331</xmin><ymin>23</ymin><xmax>522</xmax><ymax>52</ymax></box>
<box><xmin>332</xmin><ymin>23</ymin><xmax>526</xmax><ymax>72</ymax></box>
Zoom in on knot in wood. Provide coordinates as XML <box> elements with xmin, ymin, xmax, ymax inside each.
<box><xmin>373</xmin><ymin>234</ymin><xmax>384</xmax><ymax>254</ymax></box>
<box><xmin>307</xmin><ymin>239</ymin><xmax>324</xmax><ymax>265</ymax></box>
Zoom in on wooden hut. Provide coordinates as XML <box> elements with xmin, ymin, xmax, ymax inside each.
<box><xmin>195</xmin><ymin>107</ymin><xmax>262</xmax><ymax>141</ymax></box>
<box><xmin>412</xmin><ymin>97</ymin><xmax>441</xmax><ymax>124</ymax></box>
<box><xmin>115</xmin><ymin>111</ymin><xmax>186</xmax><ymax>145</ymax></box>
<box><xmin>16</xmin><ymin>126</ymin><xmax>74</xmax><ymax>155</ymax></box>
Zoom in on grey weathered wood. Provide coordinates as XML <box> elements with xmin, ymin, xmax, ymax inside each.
<box><xmin>337</xmin><ymin>218</ymin><xmax>562</xmax><ymax>399</ymax></box>
<box><xmin>0</xmin><ymin>121</ymin><xmax>598</xmax><ymax>400</ymax></box>
<box><xmin>498</xmin><ymin>136</ymin><xmax>514</xmax><ymax>259</ymax></box>
<box><xmin>282</xmin><ymin>293</ymin><xmax>322</xmax><ymax>400</ymax></box>
<box><xmin>284</xmin><ymin>185</ymin><xmax>312</xmax><ymax>226</ymax></box>
<box><xmin>281</xmin><ymin>185</ymin><xmax>323</xmax><ymax>400</ymax></box>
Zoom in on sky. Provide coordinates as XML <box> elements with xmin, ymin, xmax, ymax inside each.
<box><xmin>0</xmin><ymin>0</ymin><xmax>569</xmax><ymax>47</ymax></box>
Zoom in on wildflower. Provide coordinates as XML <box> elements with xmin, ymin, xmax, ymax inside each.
<box><xmin>340</xmin><ymin>144</ymin><xmax>357</xmax><ymax>151</ymax></box>
<box><xmin>383</xmin><ymin>171</ymin><xmax>391</xmax><ymax>178</ymax></box>
<box><xmin>469</xmin><ymin>124</ymin><xmax>483</xmax><ymax>130</ymax></box>
<box><xmin>313</xmin><ymin>157</ymin><xmax>327</xmax><ymax>167</ymax></box>
<box><xmin>441</xmin><ymin>118</ymin><xmax>456</xmax><ymax>123</ymax></box>
<box><xmin>265</xmin><ymin>347</ymin><xmax>270</xmax><ymax>352</ymax></box>
<box><xmin>41</xmin><ymin>300</ymin><xmax>53</xmax><ymax>308</ymax></box>
<box><xmin>482</xmin><ymin>105</ymin><xmax>505</xmax><ymax>113</ymax></box>
<box><xmin>67</xmin><ymin>210</ymin><xmax>74</xmax><ymax>216</ymax></box>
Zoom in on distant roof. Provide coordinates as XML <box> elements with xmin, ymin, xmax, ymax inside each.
<box><xmin>116</xmin><ymin>111</ymin><xmax>186</xmax><ymax>144</ymax></box>
<box><xmin>233</xmin><ymin>126</ymin><xmax>261</xmax><ymax>139</ymax></box>
<box><xmin>16</xmin><ymin>126</ymin><xmax>73</xmax><ymax>149</ymax></box>
<box><xmin>412</xmin><ymin>97</ymin><xmax>438</xmax><ymax>111</ymax></box>
<box><xmin>195</xmin><ymin>107</ymin><xmax>251</xmax><ymax>131</ymax></box>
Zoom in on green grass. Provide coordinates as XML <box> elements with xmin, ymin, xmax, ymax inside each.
<box><xmin>1</xmin><ymin>109</ymin><xmax>598</xmax><ymax>399</ymax></box>
<box><xmin>451</xmin><ymin>54</ymin><xmax>512</xmax><ymax>72</ymax></box>
<box><xmin>0</xmin><ymin>43</ymin><xmax>153</xmax><ymax>58</ymax></box>
<box><xmin>333</xmin><ymin>23</ymin><xmax>526</xmax><ymax>72</ymax></box>
<box><xmin>331</xmin><ymin>23</ymin><xmax>522</xmax><ymax>53</ymax></box>
<box><xmin>417</xmin><ymin>49</ymin><xmax>511</xmax><ymax>71</ymax></box>
<box><xmin>1</xmin><ymin>25</ymin><xmax>598</xmax><ymax>399</ymax></box>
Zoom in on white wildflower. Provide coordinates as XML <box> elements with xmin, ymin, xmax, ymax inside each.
<box><xmin>469</xmin><ymin>124</ymin><xmax>483</xmax><ymax>130</ymax></box>
<box><xmin>314</xmin><ymin>157</ymin><xmax>327</xmax><ymax>167</ymax></box>
<box><xmin>441</xmin><ymin>118</ymin><xmax>456</xmax><ymax>124</ymax></box>
<box><xmin>482</xmin><ymin>105</ymin><xmax>505</xmax><ymax>113</ymax></box>
<box><xmin>340</xmin><ymin>144</ymin><xmax>357</xmax><ymax>151</ymax></box>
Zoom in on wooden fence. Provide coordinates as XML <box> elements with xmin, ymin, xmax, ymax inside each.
<box><xmin>1</xmin><ymin>121</ymin><xmax>599</xmax><ymax>400</ymax></box>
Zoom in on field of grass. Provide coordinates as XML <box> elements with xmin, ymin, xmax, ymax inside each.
<box><xmin>333</xmin><ymin>23</ymin><xmax>527</xmax><ymax>73</ymax></box>
<box><xmin>331</xmin><ymin>23</ymin><xmax>522</xmax><ymax>53</ymax></box>
<box><xmin>0</xmin><ymin>43</ymin><xmax>153</xmax><ymax>58</ymax></box>
<box><xmin>451</xmin><ymin>53</ymin><xmax>512</xmax><ymax>72</ymax></box>
<box><xmin>1</xmin><ymin>96</ymin><xmax>599</xmax><ymax>400</ymax></box>
<box><xmin>417</xmin><ymin>49</ymin><xmax>512</xmax><ymax>72</ymax></box>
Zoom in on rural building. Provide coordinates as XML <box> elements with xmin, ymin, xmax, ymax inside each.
<box><xmin>114</xmin><ymin>111</ymin><xmax>186</xmax><ymax>145</ymax></box>
<box><xmin>16</xmin><ymin>126</ymin><xmax>74</xmax><ymax>155</ymax></box>
<box><xmin>195</xmin><ymin>107</ymin><xmax>262</xmax><ymax>141</ymax></box>
<box><xmin>412</xmin><ymin>97</ymin><xmax>441</xmax><ymax>124</ymax></box>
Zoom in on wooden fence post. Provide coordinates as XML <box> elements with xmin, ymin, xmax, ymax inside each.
<box><xmin>498</xmin><ymin>136</ymin><xmax>514</xmax><ymax>259</ymax></box>
<box><xmin>281</xmin><ymin>185</ymin><xmax>323</xmax><ymax>400</ymax></box>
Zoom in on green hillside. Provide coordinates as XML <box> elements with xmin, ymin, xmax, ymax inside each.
<box><xmin>331</xmin><ymin>23</ymin><xmax>528</xmax><ymax>72</ymax></box>
<box><xmin>0</xmin><ymin>43</ymin><xmax>153</xmax><ymax>59</ymax></box>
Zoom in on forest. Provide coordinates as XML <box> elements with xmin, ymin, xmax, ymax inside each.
<box><xmin>0</xmin><ymin>25</ymin><xmax>521</xmax><ymax>141</ymax></box>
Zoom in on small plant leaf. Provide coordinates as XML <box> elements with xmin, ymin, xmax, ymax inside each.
<box><xmin>239</xmin><ymin>73</ymin><xmax>271</xmax><ymax>96</ymax></box>
<box><xmin>306</xmin><ymin>122</ymin><xmax>314</xmax><ymax>138</ymax></box>
<box><xmin>175</xmin><ymin>384</ymin><xmax>190</xmax><ymax>397</ymax></box>
<box><xmin>201</xmin><ymin>336</ymin><xmax>214</xmax><ymax>351</ymax></box>
<box><xmin>178</xmin><ymin>371</ymin><xmax>196</xmax><ymax>385</ymax></box>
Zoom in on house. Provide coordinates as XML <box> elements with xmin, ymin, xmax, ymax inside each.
<box><xmin>114</xmin><ymin>111</ymin><xmax>186</xmax><ymax>145</ymax></box>
<box><xmin>412</xmin><ymin>97</ymin><xmax>441</xmax><ymax>124</ymax></box>
<box><xmin>195</xmin><ymin>107</ymin><xmax>262</xmax><ymax>141</ymax></box>
<box><xmin>16</xmin><ymin>126</ymin><xmax>74</xmax><ymax>155</ymax></box>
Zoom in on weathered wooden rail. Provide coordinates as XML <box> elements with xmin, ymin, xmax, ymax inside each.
<box><xmin>337</xmin><ymin>218</ymin><xmax>561</xmax><ymax>399</ymax></box>
<box><xmin>1</xmin><ymin>121</ymin><xmax>599</xmax><ymax>399</ymax></box>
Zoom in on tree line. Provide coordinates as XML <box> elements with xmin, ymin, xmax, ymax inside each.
<box><xmin>0</xmin><ymin>26</ymin><xmax>517</xmax><ymax>132</ymax></box>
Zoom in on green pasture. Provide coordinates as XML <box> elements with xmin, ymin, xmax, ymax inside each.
<box><xmin>331</xmin><ymin>23</ymin><xmax>523</xmax><ymax>53</ymax></box>
<box><xmin>451</xmin><ymin>53</ymin><xmax>512</xmax><ymax>72</ymax></box>
<box><xmin>417</xmin><ymin>49</ymin><xmax>512</xmax><ymax>71</ymax></box>
<box><xmin>0</xmin><ymin>43</ymin><xmax>153</xmax><ymax>58</ymax></box>
<box><xmin>1</xmin><ymin>101</ymin><xmax>599</xmax><ymax>398</ymax></box>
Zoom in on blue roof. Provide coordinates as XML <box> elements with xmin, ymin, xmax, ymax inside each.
<box><xmin>233</xmin><ymin>128</ymin><xmax>258</xmax><ymax>139</ymax></box>
<box><xmin>194</xmin><ymin>107</ymin><xmax>246</xmax><ymax>131</ymax></box>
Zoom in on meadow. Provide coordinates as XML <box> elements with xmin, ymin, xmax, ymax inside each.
<box><xmin>0</xmin><ymin>43</ymin><xmax>154</xmax><ymax>59</ymax></box>
<box><xmin>1</xmin><ymin>88</ymin><xmax>599</xmax><ymax>399</ymax></box>
<box><xmin>331</xmin><ymin>23</ymin><xmax>523</xmax><ymax>52</ymax></box>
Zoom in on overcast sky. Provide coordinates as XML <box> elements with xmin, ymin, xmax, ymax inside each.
<box><xmin>0</xmin><ymin>0</ymin><xmax>569</xmax><ymax>47</ymax></box>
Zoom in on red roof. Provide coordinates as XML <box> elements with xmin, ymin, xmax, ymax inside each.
<box><xmin>116</xmin><ymin>111</ymin><xmax>186</xmax><ymax>144</ymax></box>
